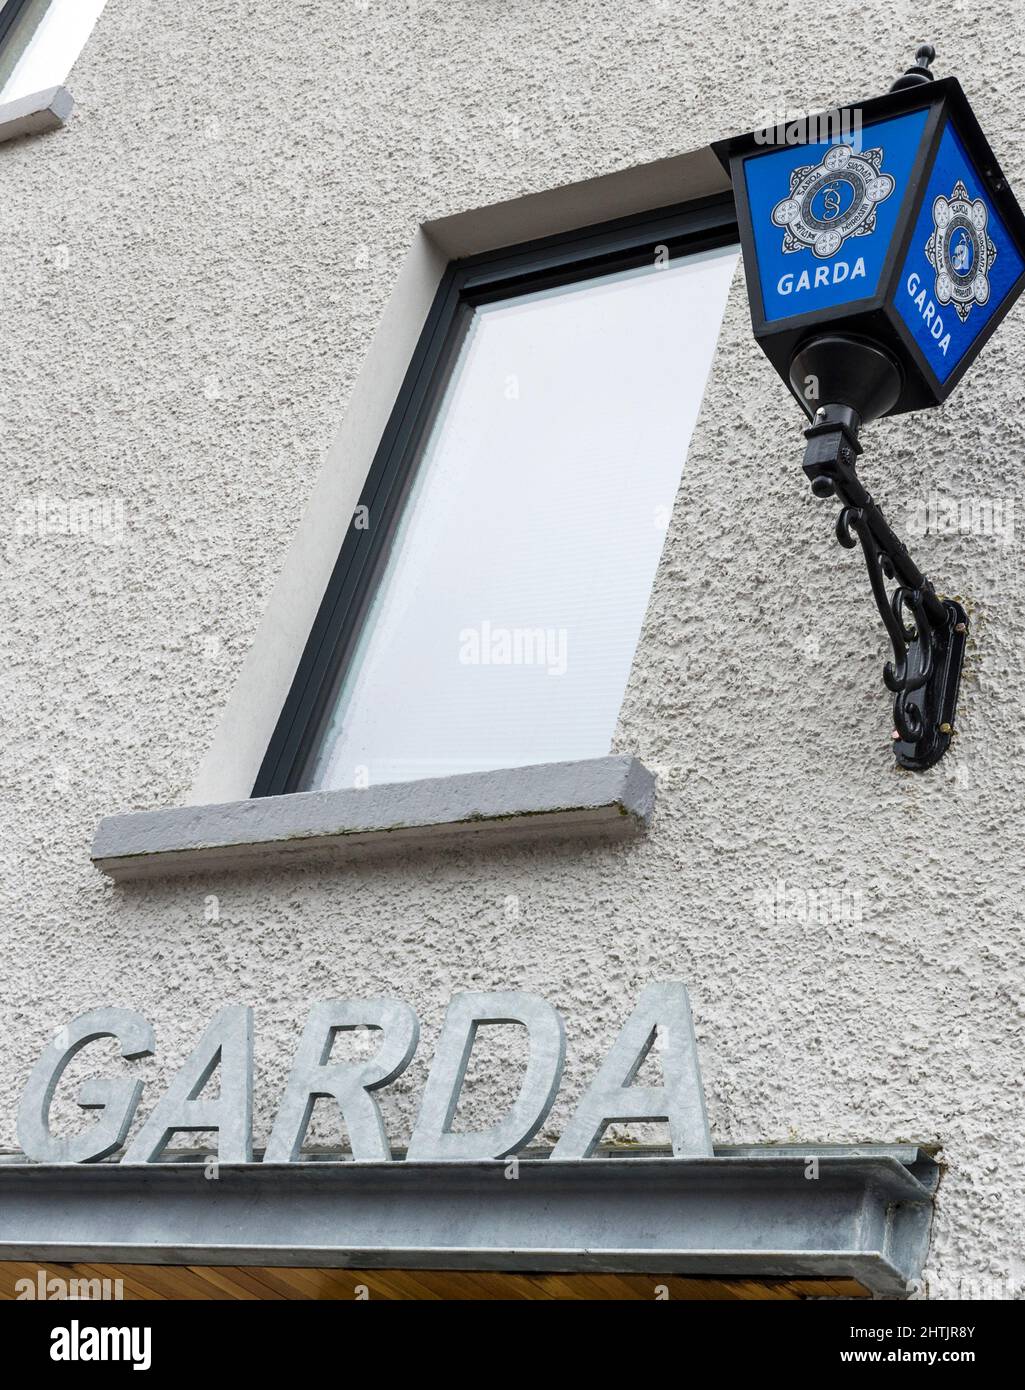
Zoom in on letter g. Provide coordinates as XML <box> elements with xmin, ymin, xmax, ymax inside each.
<box><xmin>17</xmin><ymin>1009</ymin><xmax>155</xmax><ymax>1163</ymax></box>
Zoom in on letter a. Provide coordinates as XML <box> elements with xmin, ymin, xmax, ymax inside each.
<box><xmin>552</xmin><ymin>983</ymin><xmax>711</xmax><ymax>1158</ymax></box>
<box><xmin>122</xmin><ymin>1006</ymin><xmax>253</xmax><ymax>1163</ymax></box>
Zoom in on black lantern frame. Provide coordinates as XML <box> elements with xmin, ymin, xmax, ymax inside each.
<box><xmin>713</xmin><ymin>50</ymin><xmax>1025</xmax><ymax>771</ymax></box>
<box><xmin>714</xmin><ymin>72</ymin><xmax>1025</xmax><ymax>417</ymax></box>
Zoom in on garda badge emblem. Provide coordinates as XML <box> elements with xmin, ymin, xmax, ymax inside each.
<box><xmin>926</xmin><ymin>180</ymin><xmax>996</xmax><ymax>322</ymax></box>
<box><xmin>771</xmin><ymin>143</ymin><xmax>895</xmax><ymax>259</ymax></box>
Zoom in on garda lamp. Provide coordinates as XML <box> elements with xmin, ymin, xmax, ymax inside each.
<box><xmin>713</xmin><ymin>46</ymin><xmax>1025</xmax><ymax>770</ymax></box>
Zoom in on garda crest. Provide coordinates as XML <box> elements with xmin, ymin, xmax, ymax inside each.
<box><xmin>770</xmin><ymin>143</ymin><xmax>895</xmax><ymax>259</ymax></box>
<box><xmin>926</xmin><ymin>180</ymin><xmax>996</xmax><ymax>322</ymax></box>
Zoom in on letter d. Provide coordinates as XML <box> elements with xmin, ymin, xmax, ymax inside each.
<box><xmin>407</xmin><ymin>993</ymin><xmax>565</xmax><ymax>1160</ymax></box>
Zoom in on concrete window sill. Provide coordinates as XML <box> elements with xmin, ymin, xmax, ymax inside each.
<box><xmin>91</xmin><ymin>756</ymin><xmax>656</xmax><ymax>882</ymax></box>
<box><xmin>0</xmin><ymin>87</ymin><xmax>73</xmax><ymax>145</ymax></box>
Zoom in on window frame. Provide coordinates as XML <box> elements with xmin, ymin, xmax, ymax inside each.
<box><xmin>0</xmin><ymin>0</ymin><xmax>32</xmax><ymax>68</ymax></box>
<box><xmin>0</xmin><ymin>0</ymin><xmax>54</xmax><ymax>102</ymax></box>
<box><xmin>0</xmin><ymin>0</ymin><xmax>29</xmax><ymax>41</ymax></box>
<box><xmin>253</xmin><ymin>193</ymin><xmax>738</xmax><ymax>798</ymax></box>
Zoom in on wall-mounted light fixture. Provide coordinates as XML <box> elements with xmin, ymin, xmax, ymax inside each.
<box><xmin>714</xmin><ymin>47</ymin><xmax>1025</xmax><ymax>769</ymax></box>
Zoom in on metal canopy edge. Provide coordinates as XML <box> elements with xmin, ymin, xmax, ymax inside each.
<box><xmin>0</xmin><ymin>1151</ymin><xmax>938</xmax><ymax>1298</ymax></box>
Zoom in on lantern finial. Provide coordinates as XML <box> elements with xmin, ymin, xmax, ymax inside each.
<box><xmin>890</xmin><ymin>44</ymin><xmax>936</xmax><ymax>91</ymax></box>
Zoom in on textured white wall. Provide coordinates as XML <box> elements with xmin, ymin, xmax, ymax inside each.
<box><xmin>1</xmin><ymin>0</ymin><xmax>1024</xmax><ymax>1299</ymax></box>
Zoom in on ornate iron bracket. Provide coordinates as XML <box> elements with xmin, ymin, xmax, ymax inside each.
<box><xmin>801</xmin><ymin>404</ymin><xmax>968</xmax><ymax>770</ymax></box>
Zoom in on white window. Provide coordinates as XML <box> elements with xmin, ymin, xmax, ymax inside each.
<box><xmin>257</xmin><ymin>209</ymin><xmax>739</xmax><ymax>795</ymax></box>
<box><xmin>0</xmin><ymin>0</ymin><xmax>107</xmax><ymax>105</ymax></box>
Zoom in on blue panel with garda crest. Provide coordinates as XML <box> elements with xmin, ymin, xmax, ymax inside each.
<box><xmin>715</xmin><ymin>73</ymin><xmax>1025</xmax><ymax>414</ymax></box>
<box><xmin>743</xmin><ymin>110</ymin><xmax>929</xmax><ymax>323</ymax></box>
<box><xmin>896</xmin><ymin>123</ymin><xmax>1025</xmax><ymax>381</ymax></box>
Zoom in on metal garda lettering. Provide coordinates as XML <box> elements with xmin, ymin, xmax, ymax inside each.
<box><xmin>16</xmin><ymin>983</ymin><xmax>711</xmax><ymax>1165</ymax></box>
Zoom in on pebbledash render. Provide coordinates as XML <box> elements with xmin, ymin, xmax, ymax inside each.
<box><xmin>1</xmin><ymin>0</ymin><xmax>1024</xmax><ymax>1303</ymax></box>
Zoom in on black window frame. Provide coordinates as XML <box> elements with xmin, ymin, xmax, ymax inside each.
<box><xmin>253</xmin><ymin>191</ymin><xmax>739</xmax><ymax>798</ymax></box>
<box><xmin>0</xmin><ymin>0</ymin><xmax>32</xmax><ymax>56</ymax></box>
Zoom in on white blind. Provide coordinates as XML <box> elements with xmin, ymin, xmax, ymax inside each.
<box><xmin>302</xmin><ymin>244</ymin><xmax>739</xmax><ymax>791</ymax></box>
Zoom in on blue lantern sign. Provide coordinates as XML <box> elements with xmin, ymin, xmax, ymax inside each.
<box><xmin>897</xmin><ymin>123</ymin><xmax>1024</xmax><ymax>383</ymax></box>
<box><xmin>747</xmin><ymin>110</ymin><xmax>927</xmax><ymax>327</ymax></box>
<box><xmin>714</xmin><ymin>47</ymin><xmax>1025</xmax><ymax>772</ymax></box>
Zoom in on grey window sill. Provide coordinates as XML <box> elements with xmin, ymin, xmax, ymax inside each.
<box><xmin>91</xmin><ymin>756</ymin><xmax>656</xmax><ymax>882</ymax></box>
<box><xmin>0</xmin><ymin>87</ymin><xmax>73</xmax><ymax>145</ymax></box>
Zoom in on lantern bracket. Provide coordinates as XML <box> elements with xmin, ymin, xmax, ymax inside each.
<box><xmin>799</xmin><ymin>403</ymin><xmax>968</xmax><ymax>771</ymax></box>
